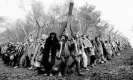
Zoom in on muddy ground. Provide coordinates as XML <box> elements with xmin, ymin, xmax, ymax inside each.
<box><xmin>0</xmin><ymin>49</ymin><xmax>133</xmax><ymax>80</ymax></box>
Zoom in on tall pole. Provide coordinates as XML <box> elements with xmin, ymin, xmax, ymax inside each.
<box><xmin>21</xmin><ymin>27</ymin><xmax>27</xmax><ymax>42</ymax></box>
<box><xmin>15</xmin><ymin>32</ymin><xmax>19</xmax><ymax>42</ymax></box>
<box><xmin>65</xmin><ymin>1</ymin><xmax>74</xmax><ymax>39</ymax></box>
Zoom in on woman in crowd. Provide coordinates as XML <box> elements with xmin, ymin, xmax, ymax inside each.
<box><xmin>34</xmin><ymin>39</ymin><xmax>45</xmax><ymax>75</ymax></box>
<box><xmin>104</xmin><ymin>40</ymin><xmax>113</xmax><ymax>60</ymax></box>
<box><xmin>41</xmin><ymin>32</ymin><xmax>60</xmax><ymax>76</ymax></box>
<box><xmin>95</xmin><ymin>37</ymin><xmax>107</xmax><ymax>64</ymax></box>
<box><xmin>19</xmin><ymin>41</ymin><xmax>29</xmax><ymax>68</ymax></box>
<box><xmin>27</xmin><ymin>34</ymin><xmax>36</xmax><ymax>70</ymax></box>
<box><xmin>80</xmin><ymin>35</ymin><xmax>89</xmax><ymax>70</ymax></box>
<box><xmin>90</xmin><ymin>40</ymin><xmax>96</xmax><ymax>67</ymax></box>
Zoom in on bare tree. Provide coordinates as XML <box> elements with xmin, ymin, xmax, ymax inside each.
<box><xmin>78</xmin><ymin>4</ymin><xmax>101</xmax><ymax>35</ymax></box>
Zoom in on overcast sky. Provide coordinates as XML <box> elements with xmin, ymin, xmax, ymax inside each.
<box><xmin>0</xmin><ymin>0</ymin><xmax>133</xmax><ymax>46</ymax></box>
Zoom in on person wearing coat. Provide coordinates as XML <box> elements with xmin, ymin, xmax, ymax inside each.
<box><xmin>95</xmin><ymin>37</ymin><xmax>107</xmax><ymax>64</ymax></box>
<box><xmin>41</xmin><ymin>32</ymin><xmax>60</xmax><ymax>76</ymax></box>
<box><xmin>82</xmin><ymin>35</ymin><xmax>93</xmax><ymax>66</ymax></box>
<box><xmin>80</xmin><ymin>36</ymin><xmax>89</xmax><ymax>70</ymax></box>
<box><xmin>58</xmin><ymin>35</ymin><xmax>71</xmax><ymax>76</ymax></box>
<box><xmin>89</xmin><ymin>40</ymin><xmax>96</xmax><ymax>67</ymax></box>
<box><xmin>68</xmin><ymin>34</ymin><xmax>84</xmax><ymax>76</ymax></box>
<box><xmin>34</xmin><ymin>39</ymin><xmax>45</xmax><ymax>75</ymax></box>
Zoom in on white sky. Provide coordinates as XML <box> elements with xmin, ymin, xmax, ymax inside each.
<box><xmin>0</xmin><ymin>0</ymin><xmax>133</xmax><ymax>46</ymax></box>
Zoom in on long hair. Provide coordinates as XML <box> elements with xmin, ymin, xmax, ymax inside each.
<box><xmin>48</xmin><ymin>32</ymin><xmax>58</xmax><ymax>41</ymax></box>
<box><xmin>45</xmin><ymin>32</ymin><xmax>59</xmax><ymax>50</ymax></box>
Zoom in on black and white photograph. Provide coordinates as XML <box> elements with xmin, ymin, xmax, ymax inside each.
<box><xmin>0</xmin><ymin>0</ymin><xmax>133</xmax><ymax>80</ymax></box>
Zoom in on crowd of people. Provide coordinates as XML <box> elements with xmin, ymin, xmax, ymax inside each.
<box><xmin>0</xmin><ymin>32</ymin><xmax>131</xmax><ymax>77</ymax></box>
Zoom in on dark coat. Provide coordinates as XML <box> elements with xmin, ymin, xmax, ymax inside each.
<box><xmin>41</xmin><ymin>32</ymin><xmax>60</xmax><ymax>68</ymax></box>
<box><xmin>43</xmin><ymin>33</ymin><xmax>60</xmax><ymax>57</ymax></box>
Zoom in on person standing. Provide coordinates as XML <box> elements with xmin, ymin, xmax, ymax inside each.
<box><xmin>41</xmin><ymin>32</ymin><xmax>60</xmax><ymax>76</ymax></box>
<box><xmin>82</xmin><ymin>35</ymin><xmax>93</xmax><ymax>66</ymax></box>
<box><xmin>104</xmin><ymin>40</ymin><xmax>113</xmax><ymax>60</ymax></box>
<box><xmin>58</xmin><ymin>35</ymin><xmax>70</xmax><ymax>76</ymax></box>
<box><xmin>89</xmin><ymin>40</ymin><xmax>96</xmax><ymax>67</ymax></box>
<box><xmin>95</xmin><ymin>37</ymin><xmax>107</xmax><ymax>64</ymax></box>
<box><xmin>80</xmin><ymin>35</ymin><xmax>89</xmax><ymax>70</ymax></box>
<box><xmin>68</xmin><ymin>34</ymin><xmax>84</xmax><ymax>76</ymax></box>
<box><xmin>27</xmin><ymin>35</ymin><xmax>35</xmax><ymax>70</ymax></box>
